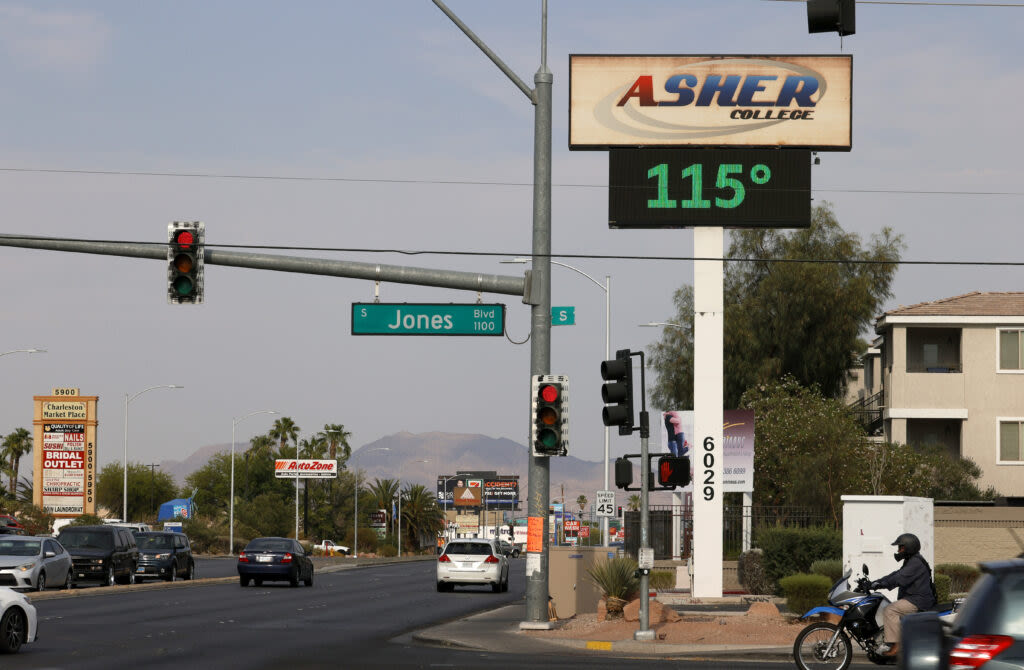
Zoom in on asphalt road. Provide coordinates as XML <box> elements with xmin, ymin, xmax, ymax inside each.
<box><xmin>10</xmin><ymin>560</ymin><xmax>885</xmax><ymax>669</ymax></box>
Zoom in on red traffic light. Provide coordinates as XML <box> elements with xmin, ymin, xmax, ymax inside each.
<box><xmin>173</xmin><ymin>229</ymin><xmax>195</xmax><ymax>248</ymax></box>
<box><xmin>539</xmin><ymin>384</ymin><xmax>559</xmax><ymax>403</ymax></box>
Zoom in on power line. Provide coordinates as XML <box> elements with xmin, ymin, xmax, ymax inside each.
<box><xmin>0</xmin><ymin>166</ymin><xmax>1021</xmax><ymax>198</ymax></box>
<box><xmin>0</xmin><ymin>233</ymin><xmax>1020</xmax><ymax>267</ymax></box>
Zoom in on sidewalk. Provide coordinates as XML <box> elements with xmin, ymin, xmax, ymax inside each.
<box><xmin>412</xmin><ymin>599</ymin><xmax>798</xmax><ymax>660</ymax></box>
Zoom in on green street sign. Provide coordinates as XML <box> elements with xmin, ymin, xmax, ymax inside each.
<box><xmin>351</xmin><ymin>303</ymin><xmax>505</xmax><ymax>336</ymax></box>
<box><xmin>552</xmin><ymin>306</ymin><xmax>575</xmax><ymax>326</ymax></box>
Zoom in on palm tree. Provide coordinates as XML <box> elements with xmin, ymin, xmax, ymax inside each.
<box><xmin>628</xmin><ymin>494</ymin><xmax>641</xmax><ymax>511</ymax></box>
<box><xmin>400</xmin><ymin>484</ymin><xmax>444</xmax><ymax>551</ymax></box>
<box><xmin>299</xmin><ymin>435</ymin><xmax>327</xmax><ymax>459</ymax></box>
<box><xmin>269</xmin><ymin>417</ymin><xmax>300</xmax><ymax>458</ymax></box>
<box><xmin>2</xmin><ymin>429</ymin><xmax>32</xmax><ymax>496</ymax></box>
<box><xmin>321</xmin><ymin>424</ymin><xmax>352</xmax><ymax>468</ymax></box>
<box><xmin>576</xmin><ymin>494</ymin><xmax>588</xmax><ymax>517</ymax></box>
<box><xmin>368</xmin><ymin>478</ymin><xmax>400</xmax><ymax>529</ymax></box>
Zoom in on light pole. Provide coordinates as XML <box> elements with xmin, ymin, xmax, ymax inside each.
<box><xmin>0</xmin><ymin>348</ymin><xmax>46</xmax><ymax>359</ymax></box>
<box><xmin>503</xmin><ymin>257</ymin><xmax>612</xmax><ymax>547</ymax></box>
<box><xmin>230</xmin><ymin>410</ymin><xmax>277</xmax><ymax>554</ymax></box>
<box><xmin>397</xmin><ymin>459</ymin><xmax>430</xmax><ymax>557</ymax></box>
<box><xmin>351</xmin><ymin>446</ymin><xmax>389</xmax><ymax>557</ymax></box>
<box><xmin>438</xmin><ymin>475</ymin><xmax>459</xmax><ymax>542</ymax></box>
<box><xmin>123</xmin><ymin>385</ymin><xmax>182</xmax><ymax>522</ymax></box>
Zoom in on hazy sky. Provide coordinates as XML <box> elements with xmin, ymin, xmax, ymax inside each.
<box><xmin>1</xmin><ymin>1</ymin><xmax>1021</xmax><ymax>479</ymax></box>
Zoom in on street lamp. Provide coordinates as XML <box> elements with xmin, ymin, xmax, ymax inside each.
<box><xmin>641</xmin><ymin>321</ymin><xmax>685</xmax><ymax>330</ymax></box>
<box><xmin>397</xmin><ymin>459</ymin><xmax>430</xmax><ymax>557</ymax></box>
<box><xmin>230</xmin><ymin>410</ymin><xmax>277</xmax><ymax>554</ymax></box>
<box><xmin>503</xmin><ymin>257</ymin><xmax>612</xmax><ymax>547</ymax></box>
<box><xmin>438</xmin><ymin>474</ymin><xmax>459</xmax><ymax>542</ymax></box>
<box><xmin>352</xmin><ymin>446</ymin><xmax>389</xmax><ymax>558</ymax></box>
<box><xmin>123</xmin><ymin>385</ymin><xmax>182</xmax><ymax>522</ymax></box>
<box><xmin>0</xmin><ymin>348</ymin><xmax>47</xmax><ymax>358</ymax></box>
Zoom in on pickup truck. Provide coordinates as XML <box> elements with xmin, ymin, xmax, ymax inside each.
<box><xmin>313</xmin><ymin>540</ymin><xmax>349</xmax><ymax>556</ymax></box>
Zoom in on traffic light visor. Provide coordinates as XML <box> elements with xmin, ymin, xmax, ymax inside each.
<box><xmin>600</xmin><ymin>358</ymin><xmax>629</xmax><ymax>381</ymax></box>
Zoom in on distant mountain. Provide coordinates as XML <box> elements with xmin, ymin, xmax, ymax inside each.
<box><xmin>159</xmin><ymin>431</ymin><xmax>623</xmax><ymax>504</ymax></box>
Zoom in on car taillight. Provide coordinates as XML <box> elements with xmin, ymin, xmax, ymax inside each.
<box><xmin>949</xmin><ymin>635</ymin><xmax>1014</xmax><ymax>669</ymax></box>
<box><xmin>484</xmin><ymin>555</ymin><xmax>500</xmax><ymax>564</ymax></box>
<box><xmin>438</xmin><ymin>554</ymin><xmax>451</xmax><ymax>563</ymax></box>
<box><xmin>238</xmin><ymin>552</ymin><xmax>249</xmax><ymax>563</ymax></box>
<box><xmin>282</xmin><ymin>553</ymin><xmax>293</xmax><ymax>563</ymax></box>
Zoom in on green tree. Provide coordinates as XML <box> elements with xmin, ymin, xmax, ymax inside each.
<box><xmin>627</xmin><ymin>494</ymin><xmax>641</xmax><ymax>511</ymax></box>
<box><xmin>269</xmin><ymin>416</ymin><xmax>300</xmax><ymax>458</ymax></box>
<box><xmin>576</xmin><ymin>494</ymin><xmax>588</xmax><ymax>518</ymax></box>
<box><xmin>96</xmin><ymin>462</ymin><xmax>178</xmax><ymax>521</ymax></box>
<box><xmin>649</xmin><ymin>203</ymin><xmax>904</xmax><ymax>410</ymax></box>
<box><xmin>322</xmin><ymin>424</ymin><xmax>352</xmax><ymax>469</ymax></box>
<box><xmin>2</xmin><ymin>428</ymin><xmax>32</xmax><ymax>496</ymax></box>
<box><xmin>245</xmin><ymin>434</ymin><xmax>276</xmax><ymax>499</ymax></box>
<box><xmin>182</xmin><ymin>453</ymin><xmax>233</xmax><ymax>520</ymax></box>
<box><xmin>368</xmin><ymin>478</ymin><xmax>399</xmax><ymax>528</ymax></box>
<box><xmin>400</xmin><ymin>483</ymin><xmax>444</xmax><ymax>552</ymax></box>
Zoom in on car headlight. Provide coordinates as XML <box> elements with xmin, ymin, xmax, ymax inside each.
<box><xmin>17</xmin><ymin>563</ymin><xmax>34</xmax><ymax>572</ymax></box>
<box><xmin>154</xmin><ymin>553</ymin><xmax>170</xmax><ymax>560</ymax></box>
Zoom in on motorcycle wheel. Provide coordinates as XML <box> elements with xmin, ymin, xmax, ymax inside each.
<box><xmin>793</xmin><ymin>621</ymin><xmax>853</xmax><ymax>670</ymax></box>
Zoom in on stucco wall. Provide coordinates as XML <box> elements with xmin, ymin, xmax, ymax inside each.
<box><xmin>934</xmin><ymin>505</ymin><xmax>1024</xmax><ymax>565</ymax></box>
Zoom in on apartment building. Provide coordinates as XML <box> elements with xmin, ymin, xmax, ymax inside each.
<box><xmin>871</xmin><ymin>292</ymin><xmax>1024</xmax><ymax>498</ymax></box>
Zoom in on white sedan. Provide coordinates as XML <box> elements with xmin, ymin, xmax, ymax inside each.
<box><xmin>0</xmin><ymin>587</ymin><xmax>37</xmax><ymax>653</ymax></box>
<box><xmin>436</xmin><ymin>539</ymin><xmax>509</xmax><ymax>593</ymax></box>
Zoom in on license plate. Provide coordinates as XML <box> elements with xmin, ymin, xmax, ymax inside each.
<box><xmin>257</xmin><ymin>555</ymin><xmax>272</xmax><ymax>563</ymax></box>
<box><xmin>137</xmin><ymin>567</ymin><xmax>145</xmax><ymax>572</ymax></box>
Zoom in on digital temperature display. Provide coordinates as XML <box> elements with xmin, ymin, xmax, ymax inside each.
<box><xmin>608</xmin><ymin>148</ymin><xmax>810</xmax><ymax>229</ymax></box>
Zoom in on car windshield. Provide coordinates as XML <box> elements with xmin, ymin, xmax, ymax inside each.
<box><xmin>0</xmin><ymin>539</ymin><xmax>40</xmax><ymax>556</ymax></box>
<box><xmin>137</xmin><ymin>535</ymin><xmax>173</xmax><ymax>550</ymax></box>
<box><xmin>245</xmin><ymin>539</ymin><xmax>292</xmax><ymax>553</ymax></box>
<box><xmin>444</xmin><ymin>542</ymin><xmax>493</xmax><ymax>556</ymax></box>
<box><xmin>58</xmin><ymin>531</ymin><xmax>113</xmax><ymax>550</ymax></box>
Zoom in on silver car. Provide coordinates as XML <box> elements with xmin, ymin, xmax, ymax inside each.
<box><xmin>0</xmin><ymin>536</ymin><xmax>73</xmax><ymax>591</ymax></box>
<box><xmin>436</xmin><ymin>539</ymin><xmax>509</xmax><ymax>593</ymax></box>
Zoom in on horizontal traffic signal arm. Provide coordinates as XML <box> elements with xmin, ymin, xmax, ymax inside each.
<box><xmin>0</xmin><ymin>233</ymin><xmax>527</xmax><ymax>298</ymax></box>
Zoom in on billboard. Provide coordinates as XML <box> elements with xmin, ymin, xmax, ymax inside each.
<box><xmin>570</xmin><ymin>55</ymin><xmax>852</xmax><ymax>150</ymax></box>
<box><xmin>33</xmin><ymin>391</ymin><xmax>98</xmax><ymax>518</ymax></box>
<box><xmin>659</xmin><ymin>409</ymin><xmax>755</xmax><ymax>492</ymax></box>
<box><xmin>273</xmin><ymin>459</ymin><xmax>338</xmax><ymax>478</ymax></box>
<box><xmin>437</xmin><ymin>474</ymin><xmax>520</xmax><ymax>510</ymax></box>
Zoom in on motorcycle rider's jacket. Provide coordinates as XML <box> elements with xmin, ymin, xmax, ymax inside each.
<box><xmin>873</xmin><ymin>553</ymin><xmax>937</xmax><ymax>610</ymax></box>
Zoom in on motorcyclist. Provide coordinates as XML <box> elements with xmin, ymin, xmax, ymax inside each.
<box><xmin>870</xmin><ymin>532</ymin><xmax>936</xmax><ymax>657</ymax></box>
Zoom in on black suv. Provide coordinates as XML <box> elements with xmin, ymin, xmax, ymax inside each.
<box><xmin>56</xmin><ymin>525</ymin><xmax>139</xmax><ymax>586</ymax></box>
<box><xmin>134</xmin><ymin>532</ymin><xmax>195</xmax><ymax>582</ymax></box>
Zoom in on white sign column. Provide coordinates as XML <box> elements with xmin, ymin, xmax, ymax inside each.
<box><xmin>692</xmin><ymin>227</ymin><xmax>724</xmax><ymax>598</ymax></box>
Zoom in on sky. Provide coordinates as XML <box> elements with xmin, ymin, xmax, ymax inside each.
<box><xmin>1</xmin><ymin>1</ymin><xmax>1022</xmax><ymax>484</ymax></box>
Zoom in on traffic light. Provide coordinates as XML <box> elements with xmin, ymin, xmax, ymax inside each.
<box><xmin>616</xmin><ymin>505</ymin><xmax>623</xmax><ymax>518</ymax></box>
<box><xmin>601</xmin><ymin>349</ymin><xmax>634</xmax><ymax>435</ymax></box>
<box><xmin>807</xmin><ymin>0</ymin><xmax>855</xmax><ymax>36</ymax></box>
<box><xmin>657</xmin><ymin>455</ymin><xmax>692</xmax><ymax>489</ymax></box>
<box><xmin>167</xmin><ymin>221</ymin><xmax>205</xmax><ymax>304</ymax></box>
<box><xmin>614</xmin><ymin>457</ymin><xmax>633</xmax><ymax>489</ymax></box>
<box><xmin>531</xmin><ymin>374</ymin><xmax>568</xmax><ymax>457</ymax></box>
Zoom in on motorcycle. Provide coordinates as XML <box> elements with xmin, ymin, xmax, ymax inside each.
<box><xmin>792</xmin><ymin>563</ymin><xmax>952</xmax><ymax>669</ymax></box>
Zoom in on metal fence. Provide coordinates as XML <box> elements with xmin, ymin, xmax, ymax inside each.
<box><xmin>625</xmin><ymin>504</ymin><xmax>830</xmax><ymax>559</ymax></box>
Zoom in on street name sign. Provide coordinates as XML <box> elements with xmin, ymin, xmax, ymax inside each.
<box><xmin>551</xmin><ymin>306</ymin><xmax>575</xmax><ymax>326</ymax></box>
<box><xmin>351</xmin><ymin>303</ymin><xmax>505</xmax><ymax>336</ymax></box>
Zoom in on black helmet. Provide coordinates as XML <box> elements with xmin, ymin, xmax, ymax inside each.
<box><xmin>892</xmin><ymin>532</ymin><xmax>921</xmax><ymax>561</ymax></box>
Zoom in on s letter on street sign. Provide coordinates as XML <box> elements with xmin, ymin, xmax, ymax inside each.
<box><xmin>569</xmin><ymin>55</ymin><xmax>852</xmax><ymax>151</ymax></box>
<box><xmin>609</xmin><ymin>148</ymin><xmax>810</xmax><ymax>228</ymax></box>
<box><xmin>351</xmin><ymin>303</ymin><xmax>505</xmax><ymax>336</ymax></box>
<box><xmin>551</xmin><ymin>306</ymin><xmax>575</xmax><ymax>326</ymax></box>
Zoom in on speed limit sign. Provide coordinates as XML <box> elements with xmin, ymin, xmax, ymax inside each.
<box><xmin>595</xmin><ymin>490</ymin><xmax>615</xmax><ymax>517</ymax></box>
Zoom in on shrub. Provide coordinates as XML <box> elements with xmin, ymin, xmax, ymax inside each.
<box><xmin>738</xmin><ymin>548</ymin><xmax>773</xmax><ymax>595</ymax></box>
<box><xmin>68</xmin><ymin>513</ymin><xmax>105</xmax><ymax>527</ymax></box>
<box><xmin>934</xmin><ymin>573</ymin><xmax>951</xmax><ymax>604</ymax></box>
<box><xmin>810</xmin><ymin>559</ymin><xmax>844</xmax><ymax>583</ymax></box>
<box><xmin>757</xmin><ymin>526</ymin><xmax>842</xmax><ymax>591</ymax></box>
<box><xmin>779</xmin><ymin>573</ymin><xmax>832</xmax><ymax>616</ymax></box>
<box><xmin>649</xmin><ymin>569</ymin><xmax>676</xmax><ymax>591</ymax></box>
<box><xmin>936</xmin><ymin>563</ymin><xmax>980</xmax><ymax>595</ymax></box>
<box><xmin>587</xmin><ymin>557</ymin><xmax>640</xmax><ymax>601</ymax></box>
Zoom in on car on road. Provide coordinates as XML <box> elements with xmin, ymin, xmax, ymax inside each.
<box><xmin>0</xmin><ymin>536</ymin><xmax>73</xmax><ymax>591</ymax></box>
<box><xmin>134</xmin><ymin>532</ymin><xmax>195</xmax><ymax>582</ymax></box>
<box><xmin>0</xmin><ymin>587</ymin><xmax>37</xmax><ymax>654</ymax></box>
<box><xmin>497</xmin><ymin>540</ymin><xmax>520</xmax><ymax>558</ymax></box>
<box><xmin>436</xmin><ymin>538</ymin><xmax>509</xmax><ymax>593</ymax></box>
<box><xmin>237</xmin><ymin>537</ymin><xmax>313</xmax><ymax>587</ymax></box>
<box><xmin>902</xmin><ymin>557</ymin><xmax>1024</xmax><ymax>669</ymax></box>
<box><xmin>56</xmin><ymin>525</ymin><xmax>139</xmax><ymax>586</ymax></box>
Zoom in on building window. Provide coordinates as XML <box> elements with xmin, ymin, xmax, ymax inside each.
<box><xmin>999</xmin><ymin>420</ymin><xmax>1024</xmax><ymax>463</ymax></box>
<box><xmin>999</xmin><ymin>330</ymin><xmax>1024</xmax><ymax>371</ymax></box>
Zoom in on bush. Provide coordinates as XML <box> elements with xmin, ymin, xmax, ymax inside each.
<box><xmin>757</xmin><ymin>526</ymin><xmax>842</xmax><ymax>592</ymax></box>
<box><xmin>934</xmin><ymin>573</ymin><xmax>951</xmax><ymax>604</ymax></box>
<box><xmin>810</xmin><ymin>559</ymin><xmax>844</xmax><ymax>583</ymax></box>
<box><xmin>587</xmin><ymin>557</ymin><xmax>640</xmax><ymax>601</ymax></box>
<box><xmin>738</xmin><ymin>548</ymin><xmax>773</xmax><ymax>595</ymax></box>
<box><xmin>182</xmin><ymin>516</ymin><xmax>229</xmax><ymax>554</ymax></box>
<box><xmin>649</xmin><ymin>569</ymin><xmax>676</xmax><ymax>591</ymax></box>
<box><xmin>936</xmin><ymin>563</ymin><xmax>980</xmax><ymax>595</ymax></box>
<box><xmin>779</xmin><ymin>573</ymin><xmax>832</xmax><ymax>616</ymax></box>
<box><xmin>68</xmin><ymin>513</ymin><xmax>105</xmax><ymax>527</ymax></box>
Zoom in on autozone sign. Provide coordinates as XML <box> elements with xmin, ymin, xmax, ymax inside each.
<box><xmin>274</xmin><ymin>459</ymin><xmax>338</xmax><ymax>478</ymax></box>
<box><xmin>569</xmin><ymin>55</ymin><xmax>852</xmax><ymax>150</ymax></box>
